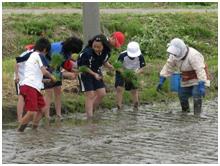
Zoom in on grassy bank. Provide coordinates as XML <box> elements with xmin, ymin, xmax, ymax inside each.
<box><xmin>3</xmin><ymin>2</ymin><xmax>217</xmax><ymax>9</ymax></box>
<box><xmin>2</xmin><ymin>12</ymin><xmax>218</xmax><ymax>121</ymax></box>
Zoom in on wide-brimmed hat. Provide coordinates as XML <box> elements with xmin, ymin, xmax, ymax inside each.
<box><xmin>167</xmin><ymin>38</ymin><xmax>187</xmax><ymax>61</ymax></box>
<box><xmin>127</xmin><ymin>41</ymin><xmax>141</xmax><ymax>58</ymax></box>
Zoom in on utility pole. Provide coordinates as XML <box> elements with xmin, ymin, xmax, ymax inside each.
<box><xmin>83</xmin><ymin>2</ymin><xmax>100</xmax><ymax>46</ymax></box>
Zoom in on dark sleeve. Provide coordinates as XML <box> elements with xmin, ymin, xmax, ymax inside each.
<box><xmin>39</xmin><ymin>54</ymin><xmax>50</xmax><ymax>67</ymax></box>
<box><xmin>77</xmin><ymin>51</ymin><xmax>90</xmax><ymax>67</ymax></box>
<box><xmin>115</xmin><ymin>54</ymin><xmax>124</xmax><ymax>76</ymax></box>
<box><xmin>103</xmin><ymin>52</ymin><xmax>111</xmax><ymax>63</ymax></box>
<box><xmin>139</xmin><ymin>55</ymin><xmax>146</xmax><ymax>68</ymax></box>
<box><xmin>118</xmin><ymin>53</ymin><xmax>124</xmax><ymax>63</ymax></box>
<box><xmin>15</xmin><ymin>52</ymin><xmax>32</xmax><ymax>63</ymax></box>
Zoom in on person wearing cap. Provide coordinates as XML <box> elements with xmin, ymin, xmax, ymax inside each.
<box><xmin>115</xmin><ymin>41</ymin><xmax>146</xmax><ymax>110</ymax></box>
<box><xmin>108</xmin><ymin>31</ymin><xmax>125</xmax><ymax>49</ymax></box>
<box><xmin>156</xmin><ymin>38</ymin><xmax>210</xmax><ymax>117</ymax></box>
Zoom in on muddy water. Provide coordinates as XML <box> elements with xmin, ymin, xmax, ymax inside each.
<box><xmin>2</xmin><ymin>98</ymin><xmax>218</xmax><ymax>164</ymax></box>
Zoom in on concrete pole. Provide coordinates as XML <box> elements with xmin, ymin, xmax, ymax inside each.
<box><xmin>83</xmin><ymin>2</ymin><xmax>100</xmax><ymax>46</ymax></box>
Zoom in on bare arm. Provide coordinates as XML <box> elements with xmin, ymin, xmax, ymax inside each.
<box><xmin>104</xmin><ymin>61</ymin><xmax>114</xmax><ymax>71</ymax></box>
<box><xmin>87</xmin><ymin>68</ymin><xmax>102</xmax><ymax>80</ymax></box>
<box><xmin>136</xmin><ymin>66</ymin><xmax>145</xmax><ymax>74</ymax></box>
<box><xmin>40</xmin><ymin>66</ymin><xmax>56</xmax><ymax>82</ymax></box>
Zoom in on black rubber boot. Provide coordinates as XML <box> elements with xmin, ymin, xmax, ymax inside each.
<box><xmin>194</xmin><ymin>98</ymin><xmax>202</xmax><ymax>117</ymax></box>
<box><xmin>180</xmin><ymin>100</ymin><xmax>190</xmax><ymax>113</ymax></box>
<box><xmin>17</xmin><ymin>124</ymin><xmax>28</xmax><ymax>132</ymax></box>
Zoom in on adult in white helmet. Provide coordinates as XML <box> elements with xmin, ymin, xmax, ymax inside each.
<box><xmin>115</xmin><ymin>41</ymin><xmax>146</xmax><ymax>110</ymax></box>
<box><xmin>157</xmin><ymin>38</ymin><xmax>210</xmax><ymax>117</ymax></box>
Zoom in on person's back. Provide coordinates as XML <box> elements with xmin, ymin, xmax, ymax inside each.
<box><xmin>21</xmin><ymin>51</ymin><xmax>45</xmax><ymax>91</ymax></box>
<box><xmin>14</xmin><ymin>50</ymin><xmax>33</xmax><ymax>84</ymax></box>
<box><xmin>18</xmin><ymin>37</ymin><xmax>53</xmax><ymax>132</ymax></box>
<box><xmin>51</xmin><ymin>42</ymin><xmax>62</xmax><ymax>54</ymax></box>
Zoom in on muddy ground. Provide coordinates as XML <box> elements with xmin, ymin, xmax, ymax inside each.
<box><xmin>2</xmin><ymin>98</ymin><xmax>218</xmax><ymax>164</ymax></box>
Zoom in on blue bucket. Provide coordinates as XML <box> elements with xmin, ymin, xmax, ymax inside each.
<box><xmin>170</xmin><ymin>73</ymin><xmax>181</xmax><ymax>92</ymax></box>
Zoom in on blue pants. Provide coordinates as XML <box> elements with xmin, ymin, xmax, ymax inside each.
<box><xmin>178</xmin><ymin>85</ymin><xmax>202</xmax><ymax>113</ymax></box>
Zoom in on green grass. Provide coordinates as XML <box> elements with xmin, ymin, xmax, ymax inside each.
<box><xmin>3</xmin><ymin>12</ymin><xmax>217</xmax><ymax>60</ymax></box>
<box><xmin>3</xmin><ymin>58</ymin><xmax>15</xmax><ymax>74</ymax></box>
<box><xmin>3</xmin><ymin>2</ymin><xmax>217</xmax><ymax>9</ymax></box>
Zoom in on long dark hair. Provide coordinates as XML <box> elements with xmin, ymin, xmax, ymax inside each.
<box><xmin>87</xmin><ymin>34</ymin><xmax>111</xmax><ymax>53</ymax></box>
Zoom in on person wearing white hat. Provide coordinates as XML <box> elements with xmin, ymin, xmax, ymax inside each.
<box><xmin>115</xmin><ymin>41</ymin><xmax>146</xmax><ymax>110</ymax></box>
<box><xmin>157</xmin><ymin>38</ymin><xmax>210</xmax><ymax>117</ymax></box>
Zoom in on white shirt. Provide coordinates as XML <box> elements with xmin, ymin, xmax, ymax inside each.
<box><xmin>20</xmin><ymin>51</ymin><xmax>44</xmax><ymax>91</ymax></box>
<box><xmin>14</xmin><ymin>50</ymin><xmax>33</xmax><ymax>84</ymax></box>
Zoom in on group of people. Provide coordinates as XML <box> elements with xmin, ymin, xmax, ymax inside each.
<box><xmin>14</xmin><ymin>30</ymin><xmax>210</xmax><ymax>132</ymax></box>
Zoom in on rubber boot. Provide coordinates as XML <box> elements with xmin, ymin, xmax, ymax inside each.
<box><xmin>194</xmin><ymin>98</ymin><xmax>202</xmax><ymax>117</ymax></box>
<box><xmin>180</xmin><ymin>100</ymin><xmax>190</xmax><ymax>113</ymax></box>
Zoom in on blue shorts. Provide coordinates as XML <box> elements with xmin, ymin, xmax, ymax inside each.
<box><xmin>115</xmin><ymin>72</ymin><xmax>137</xmax><ymax>91</ymax></box>
<box><xmin>79</xmin><ymin>73</ymin><xmax>105</xmax><ymax>92</ymax></box>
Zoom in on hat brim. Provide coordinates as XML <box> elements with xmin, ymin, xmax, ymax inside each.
<box><xmin>167</xmin><ymin>45</ymin><xmax>180</xmax><ymax>56</ymax></box>
<box><xmin>127</xmin><ymin>49</ymin><xmax>141</xmax><ymax>58</ymax></box>
<box><xmin>167</xmin><ymin>46</ymin><xmax>184</xmax><ymax>61</ymax></box>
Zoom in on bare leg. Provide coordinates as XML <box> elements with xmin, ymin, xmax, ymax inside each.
<box><xmin>85</xmin><ymin>91</ymin><xmax>95</xmax><ymax>119</ymax></box>
<box><xmin>116</xmin><ymin>86</ymin><xmax>124</xmax><ymax>109</ymax></box>
<box><xmin>44</xmin><ymin>89</ymin><xmax>53</xmax><ymax>119</ymax></box>
<box><xmin>32</xmin><ymin>111</ymin><xmax>43</xmax><ymax>129</ymax></box>
<box><xmin>131</xmin><ymin>89</ymin><xmax>139</xmax><ymax>109</ymax></box>
<box><xmin>54</xmin><ymin>86</ymin><xmax>62</xmax><ymax>118</ymax></box>
<box><xmin>17</xmin><ymin>95</ymin><xmax>24</xmax><ymax>122</ymax></box>
<box><xmin>62</xmin><ymin>71</ymin><xmax>77</xmax><ymax>80</ymax></box>
<box><xmin>17</xmin><ymin>111</ymin><xmax>35</xmax><ymax>132</ymax></box>
<box><xmin>93</xmin><ymin>88</ymin><xmax>106</xmax><ymax>111</ymax></box>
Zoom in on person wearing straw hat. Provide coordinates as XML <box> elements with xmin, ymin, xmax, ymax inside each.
<box><xmin>115</xmin><ymin>41</ymin><xmax>146</xmax><ymax>110</ymax></box>
<box><xmin>156</xmin><ymin>38</ymin><xmax>210</xmax><ymax>117</ymax></box>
